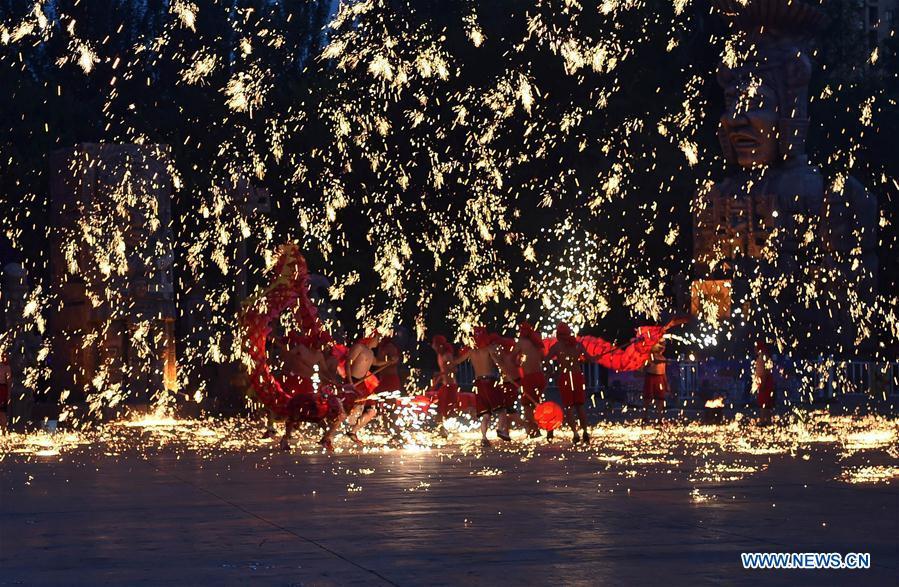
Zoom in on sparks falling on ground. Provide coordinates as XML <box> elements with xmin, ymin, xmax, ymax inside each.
<box><xmin>3</xmin><ymin>412</ymin><xmax>897</xmax><ymax>489</ymax></box>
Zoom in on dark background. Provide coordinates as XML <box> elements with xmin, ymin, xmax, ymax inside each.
<box><xmin>0</xmin><ymin>0</ymin><xmax>896</xmax><ymax>355</ymax></box>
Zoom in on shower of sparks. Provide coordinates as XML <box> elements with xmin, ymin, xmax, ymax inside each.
<box><xmin>0</xmin><ymin>0</ymin><xmax>895</xmax><ymax>424</ymax></box>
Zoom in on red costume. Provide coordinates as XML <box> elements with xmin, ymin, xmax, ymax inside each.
<box><xmin>520</xmin><ymin>371</ymin><xmax>546</xmax><ymax>406</ymax></box>
<box><xmin>375</xmin><ymin>372</ymin><xmax>402</xmax><ymax>393</ymax></box>
<box><xmin>757</xmin><ymin>373</ymin><xmax>774</xmax><ymax>409</ymax></box>
<box><xmin>0</xmin><ymin>358</ymin><xmax>8</xmax><ymax>410</ymax></box>
<box><xmin>643</xmin><ymin>373</ymin><xmax>668</xmax><ymax>401</ymax></box>
<box><xmin>436</xmin><ymin>382</ymin><xmax>459</xmax><ymax>417</ymax></box>
<box><xmin>285</xmin><ymin>383</ymin><xmax>357</xmax><ymax>424</ymax></box>
<box><xmin>475</xmin><ymin>377</ymin><xmax>504</xmax><ymax>415</ymax></box>
<box><xmin>282</xmin><ymin>374</ymin><xmax>314</xmax><ymax>396</ymax></box>
<box><xmin>558</xmin><ymin>369</ymin><xmax>586</xmax><ymax>407</ymax></box>
<box><xmin>469</xmin><ymin>327</ymin><xmax>504</xmax><ymax>415</ymax></box>
<box><xmin>375</xmin><ymin>337</ymin><xmax>402</xmax><ymax>393</ymax></box>
<box><xmin>501</xmin><ymin>380</ymin><xmax>519</xmax><ymax>412</ymax></box>
<box><xmin>355</xmin><ymin>372</ymin><xmax>380</xmax><ymax>397</ymax></box>
<box><xmin>458</xmin><ymin>391</ymin><xmax>478</xmax><ymax>412</ymax></box>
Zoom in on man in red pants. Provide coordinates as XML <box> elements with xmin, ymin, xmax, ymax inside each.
<box><xmin>430</xmin><ymin>335</ymin><xmax>459</xmax><ymax>436</ymax></box>
<box><xmin>642</xmin><ymin>339</ymin><xmax>669</xmax><ymax>423</ymax></box>
<box><xmin>346</xmin><ymin>331</ymin><xmax>395</xmax><ymax>444</ymax></box>
<box><xmin>545</xmin><ymin>322</ymin><xmax>590</xmax><ymax>444</ymax></box>
<box><xmin>490</xmin><ymin>336</ymin><xmax>521</xmax><ymax>436</ymax></box>
<box><xmin>754</xmin><ymin>341</ymin><xmax>775</xmax><ymax>426</ymax></box>
<box><xmin>374</xmin><ymin>335</ymin><xmax>403</xmax><ymax>394</ymax></box>
<box><xmin>514</xmin><ymin>321</ymin><xmax>548</xmax><ymax>439</ymax></box>
<box><xmin>453</xmin><ymin>327</ymin><xmax>508</xmax><ymax>447</ymax></box>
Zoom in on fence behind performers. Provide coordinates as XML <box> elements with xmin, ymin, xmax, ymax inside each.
<box><xmin>454</xmin><ymin>358</ymin><xmax>899</xmax><ymax>408</ymax></box>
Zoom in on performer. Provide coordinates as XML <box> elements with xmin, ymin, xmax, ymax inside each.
<box><xmin>345</xmin><ymin>331</ymin><xmax>395</xmax><ymax>444</ymax></box>
<box><xmin>490</xmin><ymin>336</ymin><xmax>521</xmax><ymax>437</ymax></box>
<box><xmin>753</xmin><ymin>341</ymin><xmax>775</xmax><ymax>426</ymax></box>
<box><xmin>545</xmin><ymin>323</ymin><xmax>590</xmax><ymax>444</ymax></box>
<box><xmin>454</xmin><ymin>327</ymin><xmax>508</xmax><ymax>446</ymax></box>
<box><xmin>278</xmin><ymin>335</ymin><xmax>329</xmax><ymax>396</ymax></box>
<box><xmin>430</xmin><ymin>335</ymin><xmax>459</xmax><ymax>437</ymax></box>
<box><xmin>375</xmin><ymin>334</ymin><xmax>405</xmax><ymax>444</ymax></box>
<box><xmin>642</xmin><ymin>339</ymin><xmax>669</xmax><ymax>423</ymax></box>
<box><xmin>276</xmin><ymin>335</ymin><xmax>344</xmax><ymax>451</ymax></box>
<box><xmin>374</xmin><ymin>335</ymin><xmax>403</xmax><ymax>394</ymax></box>
<box><xmin>514</xmin><ymin>321</ymin><xmax>548</xmax><ymax>439</ymax></box>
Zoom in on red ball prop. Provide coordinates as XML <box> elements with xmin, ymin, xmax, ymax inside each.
<box><xmin>534</xmin><ymin>401</ymin><xmax>564</xmax><ymax>431</ymax></box>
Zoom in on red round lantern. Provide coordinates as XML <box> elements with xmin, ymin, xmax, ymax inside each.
<box><xmin>534</xmin><ymin>401</ymin><xmax>564</xmax><ymax>431</ymax></box>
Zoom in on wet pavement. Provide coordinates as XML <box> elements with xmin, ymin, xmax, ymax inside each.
<box><xmin>1</xmin><ymin>417</ymin><xmax>897</xmax><ymax>586</ymax></box>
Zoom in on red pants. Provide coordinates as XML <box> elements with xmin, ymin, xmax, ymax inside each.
<box><xmin>758</xmin><ymin>374</ymin><xmax>774</xmax><ymax>409</ymax></box>
<box><xmin>437</xmin><ymin>383</ymin><xmax>459</xmax><ymax>417</ymax></box>
<box><xmin>283</xmin><ymin>375</ymin><xmax>314</xmax><ymax>396</ymax></box>
<box><xmin>475</xmin><ymin>378</ymin><xmax>503</xmax><ymax>415</ymax></box>
<box><xmin>286</xmin><ymin>391</ymin><xmax>329</xmax><ymax>422</ymax></box>
<box><xmin>459</xmin><ymin>391</ymin><xmax>478</xmax><ymax>412</ymax></box>
<box><xmin>520</xmin><ymin>371</ymin><xmax>546</xmax><ymax>406</ymax></box>
<box><xmin>643</xmin><ymin>373</ymin><xmax>668</xmax><ymax>401</ymax></box>
<box><xmin>558</xmin><ymin>369</ymin><xmax>586</xmax><ymax>407</ymax></box>
<box><xmin>500</xmin><ymin>381</ymin><xmax>518</xmax><ymax>412</ymax></box>
<box><xmin>375</xmin><ymin>372</ymin><xmax>402</xmax><ymax>393</ymax></box>
<box><xmin>354</xmin><ymin>372</ymin><xmax>380</xmax><ymax>397</ymax></box>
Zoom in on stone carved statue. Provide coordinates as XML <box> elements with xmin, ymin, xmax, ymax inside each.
<box><xmin>693</xmin><ymin>0</ymin><xmax>878</xmax><ymax>354</ymax></box>
<box><xmin>48</xmin><ymin>144</ymin><xmax>177</xmax><ymax>409</ymax></box>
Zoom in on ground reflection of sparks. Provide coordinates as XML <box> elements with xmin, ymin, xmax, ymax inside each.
<box><xmin>0</xmin><ymin>413</ymin><xmax>896</xmax><ymax>488</ymax></box>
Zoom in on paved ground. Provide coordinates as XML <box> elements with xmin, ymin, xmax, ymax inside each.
<box><xmin>1</xmin><ymin>416</ymin><xmax>897</xmax><ymax>586</ymax></box>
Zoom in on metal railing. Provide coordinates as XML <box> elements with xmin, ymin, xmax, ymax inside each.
<box><xmin>451</xmin><ymin>359</ymin><xmax>899</xmax><ymax>403</ymax></box>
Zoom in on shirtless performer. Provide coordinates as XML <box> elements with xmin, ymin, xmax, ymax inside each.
<box><xmin>431</xmin><ymin>335</ymin><xmax>459</xmax><ymax>437</ymax></box>
<box><xmin>753</xmin><ymin>341</ymin><xmax>775</xmax><ymax>426</ymax></box>
<box><xmin>490</xmin><ymin>336</ymin><xmax>521</xmax><ymax>437</ymax></box>
<box><xmin>514</xmin><ymin>322</ymin><xmax>548</xmax><ymax>439</ymax></box>
<box><xmin>277</xmin><ymin>335</ymin><xmax>344</xmax><ymax>451</ymax></box>
<box><xmin>374</xmin><ymin>335</ymin><xmax>406</xmax><ymax>442</ymax></box>
<box><xmin>375</xmin><ymin>335</ymin><xmax>403</xmax><ymax>394</ymax></box>
<box><xmin>345</xmin><ymin>332</ymin><xmax>396</xmax><ymax>444</ymax></box>
<box><xmin>279</xmin><ymin>334</ymin><xmax>336</xmax><ymax>396</ymax></box>
<box><xmin>454</xmin><ymin>327</ymin><xmax>509</xmax><ymax>446</ymax></box>
<box><xmin>545</xmin><ymin>323</ymin><xmax>591</xmax><ymax>444</ymax></box>
<box><xmin>642</xmin><ymin>339</ymin><xmax>669</xmax><ymax>423</ymax></box>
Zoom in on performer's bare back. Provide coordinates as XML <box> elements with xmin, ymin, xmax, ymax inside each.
<box><xmin>515</xmin><ymin>338</ymin><xmax>543</xmax><ymax>374</ymax></box>
<box><xmin>492</xmin><ymin>347</ymin><xmax>519</xmax><ymax>383</ymax></box>
<box><xmin>347</xmin><ymin>343</ymin><xmax>376</xmax><ymax>380</ymax></box>
<box><xmin>467</xmin><ymin>347</ymin><xmax>495</xmax><ymax>378</ymax></box>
